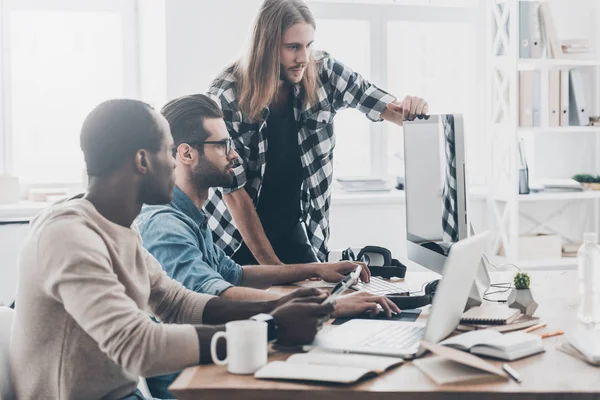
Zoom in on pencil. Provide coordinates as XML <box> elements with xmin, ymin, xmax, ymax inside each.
<box><xmin>523</xmin><ymin>323</ymin><xmax>546</xmax><ymax>333</ymax></box>
<box><xmin>540</xmin><ymin>330</ymin><xmax>564</xmax><ymax>339</ymax></box>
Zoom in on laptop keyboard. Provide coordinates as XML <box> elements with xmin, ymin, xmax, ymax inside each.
<box><xmin>354</xmin><ymin>276</ymin><xmax>408</xmax><ymax>295</ymax></box>
<box><xmin>360</xmin><ymin>324</ymin><xmax>425</xmax><ymax>349</ymax></box>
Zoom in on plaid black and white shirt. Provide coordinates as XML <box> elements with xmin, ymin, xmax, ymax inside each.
<box><xmin>206</xmin><ymin>51</ymin><xmax>395</xmax><ymax>261</ymax></box>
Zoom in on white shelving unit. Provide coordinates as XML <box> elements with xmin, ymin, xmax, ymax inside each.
<box><xmin>518</xmin><ymin>126</ymin><xmax>600</xmax><ymax>134</ymax></box>
<box><xmin>486</xmin><ymin>0</ymin><xmax>600</xmax><ymax>269</ymax></box>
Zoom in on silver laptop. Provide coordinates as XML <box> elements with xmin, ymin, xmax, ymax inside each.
<box><xmin>312</xmin><ymin>232</ymin><xmax>489</xmax><ymax>359</ymax></box>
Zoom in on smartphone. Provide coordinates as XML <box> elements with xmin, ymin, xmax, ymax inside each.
<box><xmin>322</xmin><ymin>265</ymin><xmax>362</xmax><ymax>305</ymax></box>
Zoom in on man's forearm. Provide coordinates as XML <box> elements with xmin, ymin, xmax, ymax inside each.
<box><xmin>381</xmin><ymin>103</ymin><xmax>403</xmax><ymax>126</ymax></box>
<box><xmin>224</xmin><ymin>189</ymin><xmax>281</xmax><ymax>265</ymax></box>
<box><xmin>220</xmin><ymin>286</ymin><xmax>282</xmax><ymax>301</ymax></box>
<box><xmin>203</xmin><ymin>296</ymin><xmax>277</xmax><ymax>325</ymax></box>
<box><xmin>240</xmin><ymin>264</ymin><xmax>318</xmax><ymax>288</ymax></box>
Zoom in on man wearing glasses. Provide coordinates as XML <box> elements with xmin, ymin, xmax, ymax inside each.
<box><xmin>136</xmin><ymin>94</ymin><xmax>398</xmax><ymax>313</ymax></box>
<box><xmin>135</xmin><ymin>94</ymin><xmax>399</xmax><ymax>398</ymax></box>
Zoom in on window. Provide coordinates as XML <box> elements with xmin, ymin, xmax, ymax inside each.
<box><xmin>0</xmin><ymin>0</ymin><xmax>138</xmax><ymax>186</ymax></box>
<box><xmin>307</xmin><ymin>1</ymin><xmax>485</xmax><ymax>184</ymax></box>
<box><xmin>386</xmin><ymin>21</ymin><xmax>479</xmax><ymax>179</ymax></box>
<box><xmin>315</xmin><ymin>19</ymin><xmax>372</xmax><ymax>177</ymax></box>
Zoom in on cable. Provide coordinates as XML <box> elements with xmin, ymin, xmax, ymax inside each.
<box><xmin>481</xmin><ymin>254</ymin><xmax>522</xmax><ymax>303</ymax></box>
<box><xmin>482</xmin><ymin>253</ymin><xmax>521</xmax><ymax>272</ymax></box>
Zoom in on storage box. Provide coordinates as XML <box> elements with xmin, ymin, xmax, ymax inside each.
<box><xmin>498</xmin><ymin>234</ymin><xmax>562</xmax><ymax>260</ymax></box>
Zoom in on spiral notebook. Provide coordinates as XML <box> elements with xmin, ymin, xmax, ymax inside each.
<box><xmin>460</xmin><ymin>306</ymin><xmax>521</xmax><ymax>325</ymax></box>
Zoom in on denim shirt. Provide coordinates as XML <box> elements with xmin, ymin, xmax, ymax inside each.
<box><xmin>136</xmin><ymin>186</ymin><xmax>243</xmax><ymax>296</ymax></box>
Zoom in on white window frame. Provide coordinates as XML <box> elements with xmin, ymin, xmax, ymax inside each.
<box><xmin>308</xmin><ymin>1</ymin><xmax>483</xmax><ymax>178</ymax></box>
<box><xmin>0</xmin><ymin>0</ymin><xmax>139</xmax><ymax>187</ymax></box>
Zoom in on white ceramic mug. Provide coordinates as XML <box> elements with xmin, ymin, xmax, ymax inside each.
<box><xmin>210</xmin><ymin>320</ymin><xmax>268</xmax><ymax>374</ymax></box>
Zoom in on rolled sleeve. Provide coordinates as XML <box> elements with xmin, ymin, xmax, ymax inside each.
<box><xmin>199</xmin><ymin>278</ymin><xmax>235</xmax><ymax>297</ymax></box>
<box><xmin>138</xmin><ymin>212</ymin><xmax>241</xmax><ymax>297</ymax></box>
<box><xmin>215</xmin><ymin>248</ymin><xmax>243</xmax><ymax>286</ymax></box>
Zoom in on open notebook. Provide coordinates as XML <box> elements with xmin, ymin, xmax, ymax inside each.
<box><xmin>440</xmin><ymin>330</ymin><xmax>545</xmax><ymax>361</ymax></box>
<box><xmin>254</xmin><ymin>351</ymin><xmax>403</xmax><ymax>384</ymax></box>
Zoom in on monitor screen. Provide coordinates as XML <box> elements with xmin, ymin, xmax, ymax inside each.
<box><xmin>403</xmin><ymin>114</ymin><xmax>467</xmax><ymax>272</ymax></box>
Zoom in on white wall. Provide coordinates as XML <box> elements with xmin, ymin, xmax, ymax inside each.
<box><xmin>163</xmin><ymin>0</ymin><xmax>262</xmax><ymax>100</ymax></box>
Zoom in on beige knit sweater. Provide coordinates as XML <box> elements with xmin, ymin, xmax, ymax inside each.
<box><xmin>10</xmin><ymin>198</ymin><xmax>215</xmax><ymax>399</ymax></box>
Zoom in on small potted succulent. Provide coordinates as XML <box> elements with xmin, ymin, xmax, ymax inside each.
<box><xmin>573</xmin><ymin>174</ymin><xmax>600</xmax><ymax>190</ymax></box>
<box><xmin>593</xmin><ymin>176</ymin><xmax>600</xmax><ymax>191</ymax></box>
<box><xmin>507</xmin><ymin>272</ymin><xmax>538</xmax><ymax>316</ymax></box>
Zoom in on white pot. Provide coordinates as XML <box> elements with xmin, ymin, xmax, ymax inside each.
<box><xmin>508</xmin><ymin>288</ymin><xmax>538</xmax><ymax>316</ymax></box>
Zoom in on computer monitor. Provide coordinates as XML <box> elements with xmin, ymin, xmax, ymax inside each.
<box><xmin>403</xmin><ymin>114</ymin><xmax>488</xmax><ymax>308</ymax></box>
<box><xmin>403</xmin><ymin>114</ymin><xmax>467</xmax><ymax>274</ymax></box>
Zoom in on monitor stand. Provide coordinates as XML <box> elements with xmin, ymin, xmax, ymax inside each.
<box><xmin>465</xmin><ymin>223</ymin><xmax>491</xmax><ymax>310</ymax></box>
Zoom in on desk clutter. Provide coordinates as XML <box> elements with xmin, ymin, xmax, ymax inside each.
<box><xmin>254</xmin><ymin>351</ymin><xmax>403</xmax><ymax>384</ymax></box>
<box><xmin>413</xmin><ymin>341</ymin><xmax>510</xmax><ymax>385</ymax></box>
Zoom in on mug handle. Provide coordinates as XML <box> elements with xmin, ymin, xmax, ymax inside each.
<box><xmin>210</xmin><ymin>331</ymin><xmax>228</xmax><ymax>366</ymax></box>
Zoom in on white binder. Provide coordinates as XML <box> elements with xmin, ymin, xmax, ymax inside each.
<box><xmin>569</xmin><ymin>69</ymin><xmax>589</xmax><ymax>126</ymax></box>
<box><xmin>539</xmin><ymin>2</ymin><xmax>561</xmax><ymax>58</ymax></box>
<box><xmin>559</xmin><ymin>69</ymin><xmax>570</xmax><ymax>126</ymax></box>
<box><xmin>548</xmin><ymin>69</ymin><xmax>560</xmax><ymax>127</ymax></box>
<box><xmin>519</xmin><ymin>1</ymin><xmax>531</xmax><ymax>58</ymax></box>
<box><xmin>530</xmin><ymin>2</ymin><xmax>543</xmax><ymax>58</ymax></box>
<box><xmin>520</xmin><ymin>1</ymin><xmax>542</xmax><ymax>59</ymax></box>
<box><xmin>532</xmin><ymin>70</ymin><xmax>541</xmax><ymax>126</ymax></box>
<box><xmin>519</xmin><ymin>71</ymin><xmax>534</xmax><ymax>127</ymax></box>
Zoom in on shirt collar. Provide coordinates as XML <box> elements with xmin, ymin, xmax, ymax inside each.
<box><xmin>171</xmin><ymin>186</ymin><xmax>207</xmax><ymax>226</ymax></box>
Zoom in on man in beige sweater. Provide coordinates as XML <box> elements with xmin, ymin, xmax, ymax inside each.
<box><xmin>9</xmin><ymin>99</ymin><xmax>333</xmax><ymax>400</ymax></box>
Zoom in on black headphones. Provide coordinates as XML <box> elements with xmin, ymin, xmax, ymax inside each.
<box><xmin>341</xmin><ymin>246</ymin><xmax>407</xmax><ymax>279</ymax></box>
<box><xmin>387</xmin><ymin>279</ymin><xmax>440</xmax><ymax>309</ymax></box>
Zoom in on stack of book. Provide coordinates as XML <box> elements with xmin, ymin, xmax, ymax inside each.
<box><xmin>335</xmin><ymin>177</ymin><xmax>393</xmax><ymax>193</ymax></box>
<box><xmin>562</xmin><ymin>242</ymin><xmax>580</xmax><ymax>258</ymax></box>
<box><xmin>530</xmin><ymin>179</ymin><xmax>584</xmax><ymax>193</ymax></box>
<box><xmin>560</xmin><ymin>39</ymin><xmax>591</xmax><ymax>55</ymax></box>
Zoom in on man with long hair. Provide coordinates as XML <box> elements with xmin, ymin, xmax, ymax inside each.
<box><xmin>207</xmin><ymin>0</ymin><xmax>428</xmax><ymax>266</ymax></box>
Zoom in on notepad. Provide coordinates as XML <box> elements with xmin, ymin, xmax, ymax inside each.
<box><xmin>457</xmin><ymin>315</ymin><xmax>540</xmax><ymax>333</ymax></box>
<box><xmin>461</xmin><ymin>305</ymin><xmax>521</xmax><ymax>325</ymax></box>
<box><xmin>556</xmin><ymin>342</ymin><xmax>600</xmax><ymax>366</ymax></box>
<box><xmin>254</xmin><ymin>351</ymin><xmax>403</xmax><ymax>384</ymax></box>
<box><xmin>440</xmin><ymin>330</ymin><xmax>545</xmax><ymax>361</ymax></box>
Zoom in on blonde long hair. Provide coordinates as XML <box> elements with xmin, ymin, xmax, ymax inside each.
<box><xmin>233</xmin><ymin>0</ymin><xmax>319</xmax><ymax>121</ymax></box>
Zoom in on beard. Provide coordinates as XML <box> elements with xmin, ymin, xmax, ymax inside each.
<box><xmin>280</xmin><ymin>66</ymin><xmax>304</xmax><ymax>84</ymax></box>
<box><xmin>191</xmin><ymin>158</ymin><xmax>234</xmax><ymax>189</ymax></box>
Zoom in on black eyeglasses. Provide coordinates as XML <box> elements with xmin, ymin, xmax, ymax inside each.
<box><xmin>188</xmin><ymin>138</ymin><xmax>233</xmax><ymax>156</ymax></box>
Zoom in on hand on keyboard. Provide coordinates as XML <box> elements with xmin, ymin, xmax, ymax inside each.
<box><xmin>353</xmin><ymin>276</ymin><xmax>408</xmax><ymax>296</ymax></box>
<box><xmin>331</xmin><ymin>291</ymin><xmax>401</xmax><ymax>318</ymax></box>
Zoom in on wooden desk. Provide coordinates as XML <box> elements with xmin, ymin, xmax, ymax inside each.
<box><xmin>170</xmin><ymin>271</ymin><xmax>600</xmax><ymax>400</ymax></box>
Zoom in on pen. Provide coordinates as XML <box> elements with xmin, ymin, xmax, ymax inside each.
<box><xmin>540</xmin><ymin>330</ymin><xmax>564</xmax><ymax>339</ymax></box>
<box><xmin>503</xmin><ymin>363</ymin><xmax>522</xmax><ymax>383</ymax></box>
<box><xmin>523</xmin><ymin>323</ymin><xmax>546</xmax><ymax>333</ymax></box>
